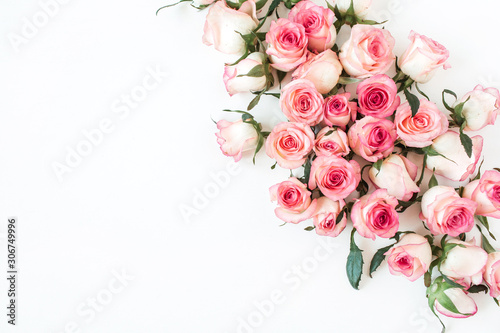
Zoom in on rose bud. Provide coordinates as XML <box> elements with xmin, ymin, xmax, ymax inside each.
<box><xmin>266</xmin><ymin>18</ymin><xmax>308</xmax><ymax>72</ymax></box>
<box><xmin>357</xmin><ymin>74</ymin><xmax>400</xmax><ymax>118</ymax></box>
<box><xmin>351</xmin><ymin>189</ymin><xmax>399</xmax><ymax>240</ymax></box>
<box><xmin>333</xmin><ymin>0</ymin><xmax>372</xmax><ymax>18</ymax></box>
<box><xmin>314</xmin><ymin>127</ymin><xmax>350</xmax><ymax>158</ymax></box>
<box><xmin>223</xmin><ymin>52</ymin><xmax>268</xmax><ymax>96</ymax></box>
<box><xmin>427</xmin><ymin>277</ymin><xmax>478</xmax><ymax>319</ymax></box>
<box><xmin>420</xmin><ymin>186</ymin><xmax>477</xmax><ymax>237</ymax></box>
<box><xmin>395</xmin><ymin>99</ymin><xmax>448</xmax><ymax>148</ymax></box>
<box><xmin>309</xmin><ymin>155</ymin><xmax>361</xmax><ymax>201</ymax></box>
<box><xmin>269</xmin><ymin>177</ymin><xmax>317</xmax><ymax>224</ymax></box>
<box><xmin>425</xmin><ymin>131</ymin><xmax>483</xmax><ymax>182</ymax></box>
<box><xmin>312</xmin><ymin>197</ymin><xmax>346</xmax><ymax>237</ymax></box>
<box><xmin>398</xmin><ymin>31</ymin><xmax>450</xmax><ymax>84</ymax></box>
<box><xmin>347</xmin><ymin>116</ymin><xmax>397</xmax><ymax>163</ymax></box>
<box><xmin>280</xmin><ymin>79</ymin><xmax>324</xmax><ymax>126</ymax></box>
<box><xmin>192</xmin><ymin>0</ymin><xmax>215</xmax><ymax>8</ymax></box>
<box><xmin>368</xmin><ymin>155</ymin><xmax>419</xmax><ymax>201</ymax></box>
<box><xmin>202</xmin><ymin>0</ymin><xmax>258</xmax><ymax>55</ymax></box>
<box><xmin>288</xmin><ymin>0</ymin><xmax>336</xmax><ymax>52</ymax></box>
<box><xmin>323</xmin><ymin>93</ymin><xmax>358</xmax><ymax>129</ymax></box>
<box><xmin>265</xmin><ymin>122</ymin><xmax>315</xmax><ymax>169</ymax></box>
<box><xmin>484</xmin><ymin>252</ymin><xmax>500</xmax><ymax>299</ymax></box>
<box><xmin>463</xmin><ymin>170</ymin><xmax>500</xmax><ymax>218</ymax></box>
<box><xmin>455</xmin><ymin>85</ymin><xmax>500</xmax><ymax>132</ymax></box>
<box><xmin>339</xmin><ymin>25</ymin><xmax>395</xmax><ymax>79</ymax></box>
<box><xmin>292</xmin><ymin>50</ymin><xmax>343</xmax><ymax>94</ymax></box>
<box><xmin>215</xmin><ymin>119</ymin><xmax>259</xmax><ymax>162</ymax></box>
<box><xmin>385</xmin><ymin>233</ymin><xmax>432</xmax><ymax>281</ymax></box>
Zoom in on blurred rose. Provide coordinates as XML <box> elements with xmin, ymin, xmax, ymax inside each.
<box><xmin>223</xmin><ymin>52</ymin><xmax>268</xmax><ymax>96</ymax></box>
<box><xmin>463</xmin><ymin>170</ymin><xmax>500</xmax><ymax>218</ymax></box>
<box><xmin>292</xmin><ymin>50</ymin><xmax>343</xmax><ymax>94</ymax></box>
<box><xmin>314</xmin><ymin>127</ymin><xmax>350</xmax><ymax>157</ymax></box>
<box><xmin>484</xmin><ymin>252</ymin><xmax>500</xmax><ymax>299</ymax></box>
<box><xmin>357</xmin><ymin>74</ymin><xmax>400</xmax><ymax>118</ymax></box>
<box><xmin>270</xmin><ymin>177</ymin><xmax>317</xmax><ymax>223</ymax></box>
<box><xmin>280</xmin><ymin>79</ymin><xmax>324</xmax><ymax>126</ymax></box>
<box><xmin>266</xmin><ymin>18</ymin><xmax>308</xmax><ymax>72</ymax></box>
<box><xmin>312</xmin><ymin>197</ymin><xmax>346</xmax><ymax>237</ymax></box>
<box><xmin>216</xmin><ymin>119</ymin><xmax>258</xmax><ymax>162</ymax></box>
<box><xmin>323</xmin><ymin>93</ymin><xmax>357</xmax><ymax>129</ymax></box>
<box><xmin>333</xmin><ymin>0</ymin><xmax>372</xmax><ymax>18</ymax></box>
<box><xmin>385</xmin><ymin>233</ymin><xmax>432</xmax><ymax>281</ymax></box>
<box><xmin>347</xmin><ymin>116</ymin><xmax>397</xmax><ymax>162</ymax></box>
<box><xmin>456</xmin><ymin>85</ymin><xmax>500</xmax><ymax>131</ymax></box>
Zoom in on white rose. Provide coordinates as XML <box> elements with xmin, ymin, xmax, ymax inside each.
<box><xmin>292</xmin><ymin>50</ymin><xmax>343</xmax><ymax>94</ymax></box>
<box><xmin>223</xmin><ymin>52</ymin><xmax>268</xmax><ymax>96</ymax></box>
<box><xmin>440</xmin><ymin>239</ymin><xmax>488</xmax><ymax>286</ymax></box>
<box><xmin>215</xmin><ymin>119</ymin><xmax>259</xmax><ymax>162</ymax></box>
<box><xmin>331</xmin><ymin>0</ymin><xmax>372</xmax><ymax>18</ymax></box>
<box><xmin>455</xmin><ymin>85</ymin><xmax>500</xmax><ymax>131</ymax></box>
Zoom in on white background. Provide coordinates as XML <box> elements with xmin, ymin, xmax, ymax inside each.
<box><xmin>0</xmin><ymin>0</ymin><xmax>500</xmax><ymax>332</ymax></box>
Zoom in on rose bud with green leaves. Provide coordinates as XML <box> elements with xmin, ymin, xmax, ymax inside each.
<box><xmin>427</xmin><ymin>277</ymin><xmax>478</xmax><ymax>319</ymax></box>
<box><xmin>455</xmin><ymin>85</ymin><xmax>500</xmax><ymax>132</ymax></box>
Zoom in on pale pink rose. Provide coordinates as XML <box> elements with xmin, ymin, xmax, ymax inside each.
<box><xmin>420</xmin><ymin>186</ymin><xmax>477</xmax><ymax>237</ymax></box>
<box><xmin>265</xmin><ymin>122</ymin><xmax>315</xmax><ymax>169</ymax></box>
<box><xmin>314</xmin><ymin>127</ymin><xmax>350</xmax><ymax>157</ymax></box>
<box><xmin>395</xmin><ymin>99</ymin><xmax>448</xmax><ymax>148</ymax></box>
<box><xmin>339</xmin><ymin>25</ymin><xmax>395</xmax><ymax>78</ymax></box>
<box><xmin>357</xmin><ymin>74</ymin><xmax>400</xmax><ymax>118</ymax></box>
<box><xmin>385</xmin><ymin>233</ymin><xmax>432</xmax><ymax>282</ymax></box>
<box><xmin>308</xmin><ymin>155</ymin><xmax>361</xmax><ymax>201</ymax></box>
<box><xmin>202</xmin><ymin>0</ymin><xmax>258</xmax><ymax>55</ymax></box>
<box><xmin>484</xmin><ymin>252</ymin><xmax>500</xmax><ymax>298</ymax></box>
<box><xmin>215</xmin><ymin>119</ymin><xmax>259</xmax><ymax>162</ymax></box>
<box><xmin>223</xmin><ymin>52</ymin><xmax>267</xmax><ymax>96</ymax></box>
<box><xmin>266</xmin><ymin>19</ymin><xmax>308</xmax><ymax>72</ymax></box>
<box><xmin>312</xmin><ymin>197</ymin><xmax>346</xmax><ymax>237</ymax></box>
<box><xmin>288</xmin><ymin>0</ymin><xmax>336</xmax><ymax>52</ymax></box>
<box><xmin>280</xmin><ymin>79</ymin><xmax>324</xmax><ymax>126</ymax></box>
<box><xmin>434</xmin><ymin>288</ymin><xmax>478</xmax><ymax>319</ymax></box>
<box><xmin>347</xmin><ymin>116</ymin><xmax>397</xmax><ymax>162</ymax></box>
<box><xmin>456</xmin><ymin>85</ymin><xmax>500</xmax><ymax>131</ymax></box>
<box><xmin>463</xmin><ymin>170</ymin><xmax>500</xmax><ymax>218</ymax></box>
<box><xmin>269</xmin><ymin>177</ymin><xmax>317</xmax><ymax>223</ymax></box>
<box><xmin>292</xmin><ymin>50</ymin><xmax>343</xmax><ymax>94</ymax></box>
<box><xmin>369</xmin><ymin>155</ymin><xmax>419</xmax><ymax>201</ymax></box>
<box><xmin>398</xmin><ymin>31</ymin><xmax>450</xmax><ymax>83</ymax></box>
<box><xmin>351</xmin><ymin>189</ymin><xmax>399</xmax><ymax>240</ymax></box>
<box><xmin>334</xmin><ymin>0</ymin><xmax>372</xmax><ymax>18</ymax></box>
<box><xmin>192</xmin><ymin>0</ymin><xmax>215</xmax><ymax>6</ymax></box>
<box><xmin>323</xmin><ymin>93</ymin><xmax>357</xmax><ymax>129</ymax></box>
<box><xmin>425</xmin><ymin>131</ymin><xmax>483</xmax><ymax>182</ymax></box>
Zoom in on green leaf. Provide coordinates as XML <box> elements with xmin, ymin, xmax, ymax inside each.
<box><xmin>338</xmin><ymin>76</ymin><xmax>363</xmax><ymax>85</ymax></box>
<box><xmin>436</xmin><ymin>291</ymin><xmax>467</xmax><ymax>316</ymax></box>
<box><xmin>238</xmin><ymin>64</ymin><xmax>265</xmax><ymax>78</ymax></box>
<box><xmin>467</xmin><ymin>285</ymin><xmax>488</xmax><ymax>294</ymax></box>
<box><xmin>494</xmin><ymin>298</ymin><xmax>500</xmax><ymax>306</ymax></box>
<box><xmin>331</xmin><ymin>4</ymin><xmax>343</xmax><ymax>21</ymax></box>
<box><xmin>304</xmin><ymin>226</ymin><xmax>315</xmax><ymax>231</ymax></box>
<box><xmin>372</xmin><ymin>159</ymin><xmax>383</xmax><ymax>176</ymax></box>
<box><xmin>453</xmin><ymin>96</ymin><xmax>470</xmax><ymax>125</ymax></box>
<box><xmin>302</xmin><ymin>158</ymin><xmax>312</xmax><ymax>185</ymax></box>
<box><xmin>441</xmin><ymin>275</ymin><xmax>465</xmax><ymax>290</ymax></box>
<box><xmin>422</xmin><ymin>146</ymin><xmax>456</xmax><ymax>164</ymax></box>
<box><xmin>253</xmin><ymin>134</ymin><xmax>265</xmax><ymax>164</ymax></box>
<box><xmin>459</xmin><ymin>125</ymin><xmax>473</xmax><ymax>158</ymax></box>
<box><xmin>404</xmin><ymin>88</ymin><xmax>420</xmax><ymax>117</ymax></box>
<box><xmin>476</xmin><ymin>225</ymin><xmax>497</xmax><ymax>254</ymax></box>
<box><xmin>266</xmin><ymin>0</ymin><xmax>282</xmax><ymax>16</ymax></box>
<box><xmin>428</xmin><ymin>169</ymin><xmax>438</xmax><ymax>188</ymax></box>
<box><xmin>247</xmin><ymin>93</ymin><xmax>262</xmax><ymax>111</ymax></box>
<box><xmin>369</xmin><ymin>243</ymin><xmax>394</xmax><ymax>277</ymax></box>
<box><xmin>277</xmin><ymin>70</ymin><xmax>287</xmax><ymax>84</ymax></box>
<box><xmin>415</xmin><ymin>83</ymin><xmax>430</xmax><ymax>101</ymax></box>
<box><xmin>356</xmin><ymin>178</ymin><xmax>368</xmax><ymax>197</ymax></box>
<box><xmin>336</xmin><ymin>209</ymin><xmax>345</xmax><ymax>225</ymax></box>
<box><xmin>254</xmin><ymin>0</ymin><xmax>268</xmax><ymax>10</ymax></box>
<box><xmin>472</xmin><ymin>159</ymin><xmax>484</xmax><ymax>181</ymax></box>
<box><xmin>271</xmin><ymin>161</ymin><xmax>277</xmax><ymax>170</ymax></box>
<box><xmin>442</xmin><ymin>89</ymin><xmax>457</xmax><ymax>113</ymax></box>
<box><xmin>424</xmin><ymin>272</ymin><xmax>432</xmax><ymax>288</ymax></box>
<box><xmin>477</xmin><ymin>215</ymin><xmax>497</xmax><ymax>241</ymax></box>
<box><xmin>155</xmin><ymin>0</ymin><xmax>191</xmax><ymax>15</ymax></box>
<box><xmin>346</xmin><ymin>229</ymin><xmax>364</xmax><ymax>290</ymax></box>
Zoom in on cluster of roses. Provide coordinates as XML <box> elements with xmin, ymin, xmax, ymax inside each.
<box><xmin>163</xmin><ymin>0</ymin><xmax>500</xmax><ymax>327</ymax></box>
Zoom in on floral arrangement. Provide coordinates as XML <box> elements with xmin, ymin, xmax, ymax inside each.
<box><xmin>158</xmin><ymin>0</ymin><xmax>500</xmax><ymax>330</ymax></box>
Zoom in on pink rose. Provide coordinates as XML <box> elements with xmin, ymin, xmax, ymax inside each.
<box><xmin>202</xmin><ymin>0</ymin><xmax>258</xmax><ymax>55</ymax></box>
<box><xmin>265</xmin><ymin>122</ymin><xmax>315</xmax><ymax>169</ymax></box>
<box><xmin>216</xmin><ymin>119</ymin><xmax>259</xmax><ymax>162</ymax></box>
<box><xmin>351</xmin><ymin>189</ymin><xmax>399</xmax><ymax>240</ymax></box>
<box><xmin>395</xmin><ymin>99</ymin><xmax>449</xmax><ymax>148</ymax></box>
<box><xmin>280</xmin><ymin>79</ymin><xmax>324</xmax><ymax>126</ymax></box>
<box><xmin>456</xmin><ymin>85</ymin><xmax>500</xmax><ymax>131</ymax></box>
<box><xmin>356</xmin><ymin>74</ymin><xmax>400</xmax><ymax>118</ymax></box>
<box><xmin>309</xmin><ymin>155</ymin><xmax>361</xmax><ymax>201</ymax></box>
<box><xmin>269</xmin><ymin>177</ymin><xmax>317</xmax><ymax>223</ymax></box>
<box><xmin>420</xmin><ymin>186</ymin><xmax>477</xmax><ymax>237</ymax></box>
<box><xmin>425</xmin><ymin>131</ymin><xmax>483</xmax><ymax>182</ymax></box>
<box><xmin>484</xmin><ymin>252</ymin><xmax>500</xmax><ymax>298</ymax></box>
<box><xmin>339</xmin><ymin>25</ymin><xmax>395</xmax><ymax>78</ymax></box>
<box><xmin>385</xmin><ymin>233</ymin><xmax>432</xmax><ymax>282</ymax></box>
<box><xmin>292</xmin><ymin>50</ymin><xmax>343</xmax><ymax>94</ymax></box>
<box><xmin>314</xmin><ymin>127</ymin><xmax>350</xmax><ymax>157</ymax></box>
<box><xmin>347</xmin><ymin>116</ymin><xmax>397</xmax><ymax>162</ymax></box>
<box><xmin>266</xmin><ymin>19</ymin><xmax>308</xmax><ymax>72</ymax></box>
<box><xmin>398</xmin><ymin>31</ymin><xmax>450</xmax><ymax>83</ymax></box>
<box><xmin>312</xmin><ymin>197</ymin><xmax>346</xmax><ymax>237</ymax></box>
<box><xmin>323</xmin><ymin>93</ymin><xmax>357</xmax><ymax>129</ymax></box>
<box><xmin>369</xmin><ymin>155</ymin><xmax>419</xmax><ymax>201</ymax></box>
<box><xmin>288</xmin><ymin>0</ymin><xmax>336</xmax><ymax>52</ymax></box>
<box><xmin>463</xmin><ymin>170</ymin><xmax>500</xmax><ymax>218</ymax></box>
<box><xmin>223</xmin><ymin>52</ymin><xmax>268</xmax><ymax>96</ymax></box>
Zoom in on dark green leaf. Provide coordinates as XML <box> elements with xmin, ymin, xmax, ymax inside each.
<box><xmin>442</xmin><ymin>89</ymin><xmax>457</xmax><ymax>112</ymax></box>
<box><xmin>424</xmin><ymin>272</ymin><xmax>432</xmax><ymax>287</ymax></box>
<box><xmin>459</xmin><ymin>233</ymin><xmax>466</xmax><ymax>241</ymax></box>
<box><xmin>442</xmin><ymin>275</ymin><xmax>465</xmax><ymax>289</ymax></box>
<box><xmin>346</xmin><ymin>229</ymin><xmax>364</xmax><ymax>290</ymax></box>
<box><xmin>266</xmin><ymin>0</ymin><xmax>282</xmax><ymax>16</ymax></box>
<box><xmin>304</xmin><ymin>226</ymin><xmax>315</xmax><ymax>231</ymax></box>
<box><xmin>428</xmin><ymin>169</ymin><xmax>438</xmax><ymax>188</ymax></box>
<box><xmin>494</xmin><ymin>298</ymin><xmax>500</xmax><ymax>306</ymax></box>
<box><xmin>336</xmin><ymin>210</ymin><xmax>345</xmax><ymax>225</ymax></box>
<box><xmin>271</xmin><ymin>162</ymin><xmax>277</xmax><ymax>170</ymax></box>
<box><xmin>238</xmin><ymin>64</ymin><xmax>265</xmax><ymax>78</ymax></box>
<box><xmin>477</xmin><ymin>215</ymin><xmax>497</xmax><ymax>241</ymax></box>
<box><xmin>477</xmin><ymin>225</ymin><xmax>497</xmax><ymax>254</ymax></box>
<box><xmin>253</xmin><ymin>135</ymin><xmax>265</xmax><ymax>164</ymax></box>
<box><xmin>473</xmin><ymin>160</ymin><xmax>484</xmax><ymax>181</ymax></box>
<box><xmin>415</xmin><ymin>83</ymin><xmax>430</xmax><ymax>101</ymax></box>
<box><xmin>338</xmin><ymin>77</ymin><xmax>363</xmax><ymax>85</ymax></box>
<box><xmin>302</xmin><ymin>158</ymin><xmax>312</xmax><ymax>185</ymax></box>
<box><xmin>467</xmin><ymin>284</ymin><xmax>488</xmax><ymax>294</ymax></box>
<box><xmin>372</xmin><ymin>159</ymin><xmax>383</xmax><ymax>176</ymax></box>
<box><xmin>369</xmin><ymin>243</ymin><xmax>394</xmax><ymax>277</ymax></box>
<box><xmin>404</xmin><ymin>88</ymin><xmax>420</xmax><ymax>117</ymax></box>
<box><xmin>254</xmin><ymin>0</ymin><xmax>268</xmax><ymax>10</ymax></box>
<box><xmin>247</xmin><ymin>93</ymin><xmax>262</xmax><ymax>111</ymax></box>
<box><xmin>277</xmin><ymin>70</ymin><xmax>287</xmax><ymax>84</ymax></box>
<box><xmin>459</xmin><ymin>126</ymin><xmax>473</xmax><ymax>158</ymax></box>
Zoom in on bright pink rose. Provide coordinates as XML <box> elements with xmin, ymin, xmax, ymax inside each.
<box><xmin>314</xmin><ymin>127</ymin><xmax>350</xmax><ymax>157</ymax></box>
<box><xmin>385</xmin><ymin>233</ymin><xmax>432</xmax><ymax>282</ymax></box>
<box><xmin>265</xmin><ymin>122</ymin><xmax>315</xmax><ymax>169</ymax></box>
<box><xmin>368</xmin><ymin>155</ymin><xmax>419</xmax><ymax>201</ymax></box>
<box><xmin>356</xmin><ymin>74</ymin><xmax>400</xmax><ymax>118</ymax></box>
<box><xmin>292</xmin><ymin>50</ymin><xmax>343</xmax><ymax>94</ymax></box>
<box><xmin>288</xmin><ymin>0</ymin><xmax>336</xmax><ymax>52</ymax></box>
<box><xmin>456</xmin><ymin>85</ymin><xmax>500</xmax><ymax>131</ymax></box>
<box><xmin>420</xmin><ymin>186</ymin><xmax>477</xmax><ymax>237</ymax></box>
<box><xmin>266</xmin><ymin>19</ymin><xmax>308</xmax><ymax>72</ymax></box>
<box><xmin>312</xmin><ymin>197</ymin><xmax>346</xmax><ymax>237</ymax></box>
<box><xmin>398</xmin><ymin>31</ymin><xmax>450</xmax><ymax>83</ymax></box>
<box><xmin>269</xmin><ymin>177</ymin><xmax>317</xmax><ymax>223</ymax></box>
<box><xmin>309</xmin><ymin>155</ymin><xmax>361</xmax><ymax>201</ymax></box>
<box><xmin>339</xmin><ymin>25</ymin><xmax>395</xmax><ymax>78</ymax></box>
<box><xmin>280</xmin><ymin>79</ymin><xmax>324</xmax><ymax>126</ymax></box>
<box><xmin>395</xmin><ymin>99</ymin><xmax>448</xmax><ymax>148</ymax></box>
<box><xmin>216</xmin><ymin>119</ymin><xmax>259</xmax><ymax>162</ymax></box>
<box><xmin>484</xmin><ymin>252</ymin><xmax>500</xmax><ymax>298</ymax></box>
<box><xmin>351</xmin><ymin>189</ymin><xmax>399</xmax><ymax>240</ymax></box>
<box><xmin>323</xmin><ymin>93</ymin><xmax>357</xmax><ymax>129</ymax></box>
<box><xmin>347</xmin><ymin>116</ymin><xmax>397</xmax><ymax>162</ymax></box>
<box><xmin>223</xmin><ymin>52</ymin><xmax>268</xmax><ymax>96</ymax></box>
<box><xmin>463</xmin><ymin>170</ymin><xmax>500</xmax><ymax>218</ymax></box>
